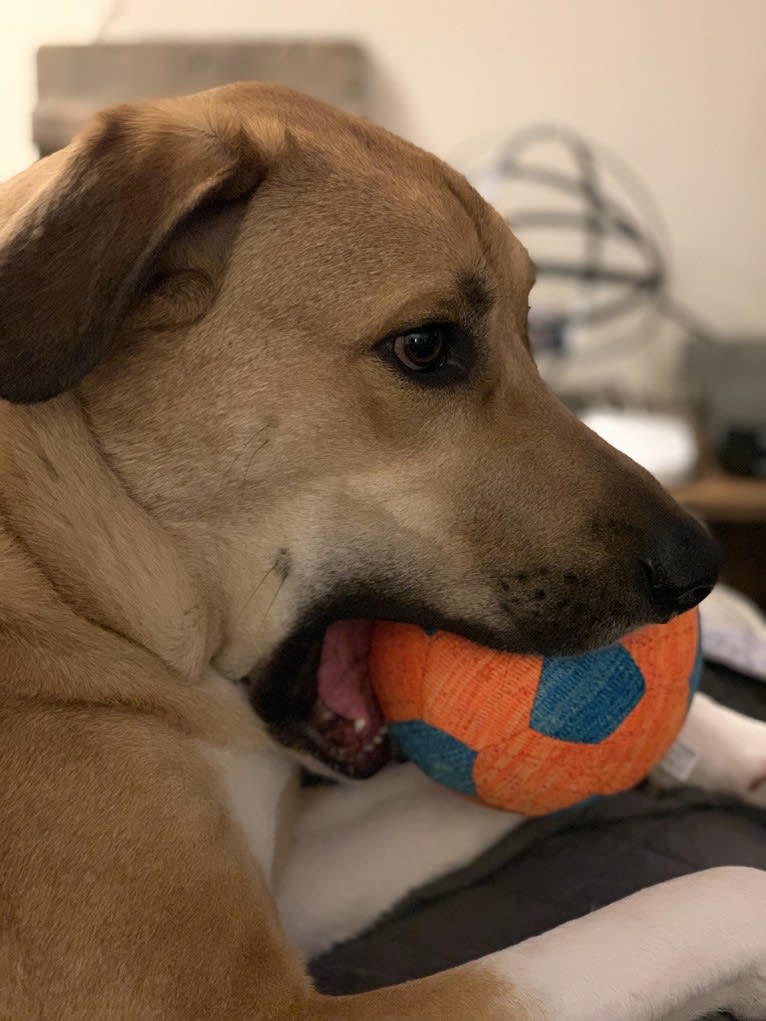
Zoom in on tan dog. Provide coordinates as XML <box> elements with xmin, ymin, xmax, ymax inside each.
<box><xmin>0</xmin><ymin>83</ymin><xmax>765</xmax><ymax>1020</ymax></box>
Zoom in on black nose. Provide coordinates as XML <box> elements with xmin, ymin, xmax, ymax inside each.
<box><xmin>642</xmin><ymin>516</ymin><xmax>719</xmax><ymax>616</ymax></box>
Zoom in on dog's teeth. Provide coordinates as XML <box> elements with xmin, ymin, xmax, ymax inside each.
<box><xmin>314</xmin><ymin>700</ymin><xmax>337</xmax><ymax>725</ymax></box>
<box><xmin>354</xmin><ymin>718</ymin><xmax>366</xmax><ymax>734</ymax></box>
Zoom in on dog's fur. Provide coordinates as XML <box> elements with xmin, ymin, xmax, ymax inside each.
<box><xmin>0</xmin><ymin>83</ymin><xmax>765</xmax><ymax>1020</ymax></box>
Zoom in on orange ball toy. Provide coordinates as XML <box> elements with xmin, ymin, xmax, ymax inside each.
<box><xmin>369</xmin><ymin>610</ymin><xmax>701</xmax><ymax>815</ymax></box>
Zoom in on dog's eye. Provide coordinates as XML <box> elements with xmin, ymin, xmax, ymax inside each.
<box><xmin>379</xmin><ymin>323</ymin><xmax>473</xmax><ymax>386</ymax></box>
<box><xmin>392</xmin><ymin>329</ymin><xmax>447</xmax><ymax>372</ymax></box>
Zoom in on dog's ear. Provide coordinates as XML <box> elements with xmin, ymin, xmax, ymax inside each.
<box><xmin>0</xmin><ymin>95</ymin><xmax>272</xmax><ymax>403</ymax></box>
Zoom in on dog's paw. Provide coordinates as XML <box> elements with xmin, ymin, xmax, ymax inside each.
<box><xmin>724</xmin><ymin>963</ymin><xmax>766</xmax><ymax>1020</ymax></box>
<box><xmin>659</xmin><ymin>695</ymin><xmax>766</xmax><ymax>809</ymax></box>
<box><xmin>711</xmin><ymin>713</ymin><xmax>766</xmax><ymax>809</ymax></box>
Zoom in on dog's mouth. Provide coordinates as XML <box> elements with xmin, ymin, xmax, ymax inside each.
<box><xmin>307</xmin><ymin>619</ymin><xmax>391</xmax><ymax>776</ymax></box>
<box><xmin>246</xmin><ymin>578</ymin><xmax>659</xmax><ymax>778</ymax></box>
<box><xmin>248</xmin><ymin>619</ymin><xmax>392</xmax><ymax>779</ymax></box>
<box><xmin>246</xmin><ymin>592</ymin><xmax>635</xmax><ymax>777</ymax></box>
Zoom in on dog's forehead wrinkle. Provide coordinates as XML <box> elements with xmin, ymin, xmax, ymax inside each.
<box><xmin>440</xmin><ymin>171</ymin><xmax>508</xmax><ymax>269</ymax></box>
<box><xmin>433</xmin><ymin>173</ymin><xmax>534</xmax><ymax>346</ymax></box>
<box><xmin>459</xmin><ymin>271</ymin><xmax>495</xmax><ymax>317</ymax></box>
<box><xmin>349</xmin><ymin>270</ymin><xmax>493</xmax><ymax>346</ymax></box>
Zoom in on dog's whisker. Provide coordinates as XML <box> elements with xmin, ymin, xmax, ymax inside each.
<box><xmin>234</xmin><ymin>561</ymin><xmax>278</xmax><ymax>627</ymax></box>
<box><xmin>210</xmin><ymin>421</ymin><xmax>272</xmax><ymax>506</ymax></box>
<box><xmin>238</xmin><ymin>434</ymin><xmax>271</xmax><ymax>500</ymax></box>
<box><xmin>259</xmin><ymin>572</ymin><xmax>287</xmax><ymax>626</ymax></box>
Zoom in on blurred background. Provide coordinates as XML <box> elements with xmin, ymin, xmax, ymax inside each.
<box><xmin>4</xmin><ymin>0</ymin><xmax>766</xmax><ymax>613</ymax></box>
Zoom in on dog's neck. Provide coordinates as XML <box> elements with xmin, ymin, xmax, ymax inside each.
<box><xmin>0</xmin><ymin>393</ymin><xmax>220</xmax><ymax>680</ymax></box>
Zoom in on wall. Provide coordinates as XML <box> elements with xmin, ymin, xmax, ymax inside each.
<box><xmin>4</xmin><ymin>3</ymin><xmax>104</xmax><ymax>178</ymax></box>
<box><xmin>4</xmin><ymin>0</ymin><xmax>765</xmax><ymax>334</ymax></box>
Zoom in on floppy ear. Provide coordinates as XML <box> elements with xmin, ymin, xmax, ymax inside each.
<box><xmin>0</xmin><ymin>95</ymin><xmax>270</xmax><ymax>403</ymax></box>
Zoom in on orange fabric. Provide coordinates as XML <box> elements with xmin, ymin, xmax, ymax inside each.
<box><xmin>370</xmin><ymin>611</ymin><xmax>699</xmax><ymax>815</ymax></box>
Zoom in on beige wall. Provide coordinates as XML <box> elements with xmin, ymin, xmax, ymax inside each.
<box><xmin>3</xmin><ymin>3</ymin><xmax>103</xmax><ymax>177</ymax></box>
<box><xmin>4</xmin><ymin>0</ymin><xmax>765</xmax><ymax>334</ymax></box>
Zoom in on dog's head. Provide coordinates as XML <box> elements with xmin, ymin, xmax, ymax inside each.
<box><xmin>0</xmin><ymin>84</ymin><xmax>717</xmax><ymax>776</ymax></box>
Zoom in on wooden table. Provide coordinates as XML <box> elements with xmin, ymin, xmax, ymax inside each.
<box><xmin>673</xmin><ymin>473</ymin><xmax>766</xmax><ymax>523</ymax></box>
<box><xmin>672</xmin><ymin>472</ymin><xmax>766</xmax><ymax>609</ymax></box>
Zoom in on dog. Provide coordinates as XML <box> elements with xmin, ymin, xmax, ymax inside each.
<box><xmin>0</xmin><ymin>82</ymin><xmax>764</xmax><ymax>1021</ymax></box>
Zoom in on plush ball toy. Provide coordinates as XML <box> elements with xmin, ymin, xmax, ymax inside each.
<box><xmin>368</xmin><ymin>609</ymin><xmax>701</xmax><ymax>815</ymax></box>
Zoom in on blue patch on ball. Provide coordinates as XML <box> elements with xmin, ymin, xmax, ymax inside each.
<box><xmin>389</xmin><ymin>720</ymin><xmax>477</xmax><ymax>795</ymax></box>
<box><xmin>689</xmin><ymin>637</ymin><xmax>703</xmax><ymax>702</ymax></box>
<box><xmin>531</xmin><ymin>644</ymin><xmax>646</xmax><ymax>744</ymax></box>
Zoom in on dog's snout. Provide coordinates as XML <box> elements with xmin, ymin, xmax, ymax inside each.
<box><xmin>642</xmin><ymin>516</ymin><xmax>719</xmax><ymax>616</ymax></box>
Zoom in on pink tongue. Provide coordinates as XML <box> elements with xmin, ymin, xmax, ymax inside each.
<box><xmin>317</xmin><ymin>620</ymin><xmax>379</xmax><ymax>726</ymax></box>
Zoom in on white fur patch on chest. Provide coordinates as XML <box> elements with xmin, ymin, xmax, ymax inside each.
<box><xmin>198</xmin><ymin>741</ymin><xmax>294</xmax><ymax>885</ymax></box>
